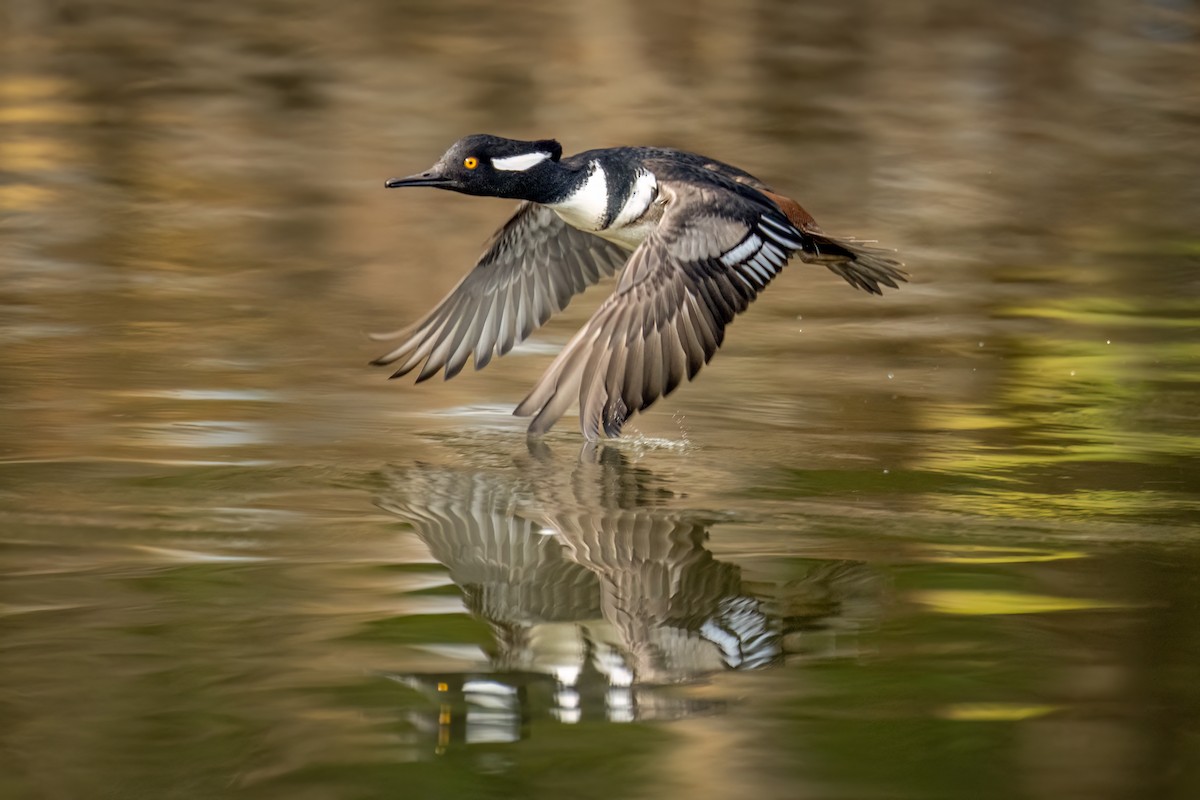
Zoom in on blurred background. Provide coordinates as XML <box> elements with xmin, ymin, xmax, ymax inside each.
<box><xmin>2</xmin><ymin>1</ymin><xmax>1199</xmax><ymax>798</ymax></box>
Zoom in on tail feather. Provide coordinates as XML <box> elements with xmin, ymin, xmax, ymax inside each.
<box><xmin>805</xmin><ymin>233</ymin><xmax>908</xmax><ymax>295</ymax></box>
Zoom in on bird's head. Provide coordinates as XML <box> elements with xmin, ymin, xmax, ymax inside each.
<box><xmin>385</xmin><ymin>134</ymin><xmax>564</xmax><ymax>200</ymax></box>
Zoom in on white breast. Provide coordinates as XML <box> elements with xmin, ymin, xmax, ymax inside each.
<box><xmin>610</xmin><ymin>169</ymin><xmax>658</xmax><ymax>230</ymax></box>
<box><xmin>593</xmin><ymin>169</ymin><xmax>661</xmax><ymax>249</ymax></box>
<box><xmin>549</xmin><ymin>161</ymin><xmax>608</xmax><ymax>232</ymax></box>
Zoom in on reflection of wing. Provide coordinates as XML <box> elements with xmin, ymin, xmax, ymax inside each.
<box><xmin>370</xmin><ymin>203</ymin><xmax>629</xmax><ymax>382</ymax></box>
<box><xmin>545</xmin><ymin>448</ymin><xmax>778</xmax><ymax>680</ymax></box>
<box><xmin>378</xmin><ymin>467</ymin><xmax>600</xmax><ymax>624</ymax></box>
<box><xmin>549</xmin><ymin>509</ymin><xmax>776</xmax><ymax>678</ymax></box>
<box><xmin>377</xmin><ymin>445</ymin><xmax>885</xmax><ymax>688</ymax></box>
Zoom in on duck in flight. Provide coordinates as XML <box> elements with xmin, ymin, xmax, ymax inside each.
<box><xmin>374</xmin><ymin>134</ymin><xmax>907</xmax><ymax>440</ymax></box>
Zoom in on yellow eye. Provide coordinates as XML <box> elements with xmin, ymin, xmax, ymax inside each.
<box><xmin>463</xmin><ymin>157</ymin><xmax>478</xmax><ymax>170</ymax></box>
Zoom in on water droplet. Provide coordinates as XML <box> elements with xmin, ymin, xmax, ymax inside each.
<box><xmin>1070</xmin><ymin>370</ymin><xmax>1076</xmax><ymax>376</ymax></box>
<box><xmin>978</xmin><ymin>341</ymin><xmax>985</xmax><ymax>348</ymax></box>
<box><xmin>883</xmin><ymin>469</ymin><xmax>890</xmax><ymax>475</ymax></box>
<box><xmin>1106</xmin><ymin>339</ymin><xmax>1111</xmax><ymax>345</ymax></box>
<box><xmin>887</xmin><ymin>372</ymin><xmax>894</xmax><ymax>380</ymax></box>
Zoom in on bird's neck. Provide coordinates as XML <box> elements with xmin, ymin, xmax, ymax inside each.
<box><xmin>501</xmin><ymin>159</ymin><xmax>575</xmax><ymax>204</ymax></box>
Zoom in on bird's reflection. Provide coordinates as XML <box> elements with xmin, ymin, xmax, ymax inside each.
<box><xmin>377</xmin><ymin>442</ymin><xmax>884</xmax><ymax>747</ymax></box>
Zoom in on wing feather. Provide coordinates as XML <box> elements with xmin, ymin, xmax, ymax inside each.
<box><xmin>371</xmin><ymin>202</ymin><xmax>629</xmax><ymax>380</ymax></box>
<box><xmin>515</xmin><ymin>185</ymin><xmax>804</xmax><ymax>439</ymax></box>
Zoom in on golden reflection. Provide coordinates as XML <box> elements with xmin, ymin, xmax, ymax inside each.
<box><xmin>1003</xmin><ymin>297</ymin><xmax>1200</xmax><ymax>329</ymax></box>
<box><xmin>0</xmin><ymin>105</ymin><xmax>89</xmax><ymax>125</ymax></box>
<box><xmin>914</xmin><ymin>543</ymin><xmax>1087</xmax><ymax>565</ymax></box>
<box><xmin>0</xmin><ymin>183</ymin><xmax>56</xmax><ymax>210</ymax></box>
<box><xmin>0</xmin><ymin>75</ymin><xmax>71</xmax><ymax>99</ymax></box>
<box><xmin>938</xmin><ymin>703</ymin><xmax>1063</xmax><ymax>722</ymax></box>
<box><xmin>960</xmin><ymin>489</ymin><xmax>1200</xmax><ymax>520</ymax></box>
<box><xmin>910</xmin><ymin>589</ymin><xmax>1132</xmax><ymax>616</ymax></box>
<box><xmin>0</xmin><ymin>138</ymin><xmax>73</xmax><ymax>171</ymax></box>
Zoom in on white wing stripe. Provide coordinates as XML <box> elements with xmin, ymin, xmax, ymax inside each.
<box><xmin>761</xmin><ymin>242</ymin><xmax>787</xmax><ymax>264</ymax></box>
<box><xmin>760</xmin><ymin>216</ymin><xmax>805</xmax><ymax>249</ymax></box>
<box><xmin>611</xmin><ymin>170</ymin><xmax>659</xmax><ymax>229</ymax></box>
<box><xmin>720</xmin><ymin>233</ymin><xmax>762</xmax><ymax>267</ymax></box>
<box><xmin>746</xmin><ymin>255</ymin><xmax>775</xmax><ymax>282</ymax></box>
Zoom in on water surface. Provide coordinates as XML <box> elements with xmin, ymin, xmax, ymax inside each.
<box><xmin>2</xmin><ymin>1</ymin><xmax>1199</xmax><ymax>798</ymax></box>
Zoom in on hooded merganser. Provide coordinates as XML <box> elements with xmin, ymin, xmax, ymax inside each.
<box><xmin>374</xmin><ymin>134</ymin><xmax>907</xmax><ymax>440</ymax></box>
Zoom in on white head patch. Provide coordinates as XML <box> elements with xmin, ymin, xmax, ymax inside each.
<box><xmin>491</xmin><ymin>151</ymin><xmax>551</xmax><ymax>172</ymax></box>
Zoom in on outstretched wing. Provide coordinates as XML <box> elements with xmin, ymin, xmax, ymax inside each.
<box><xmin>371</xmin><ymin>202</ymin><xmax>630</xmax><ymax>381</ymax></box>
<box><xmin>513</xmin><ymin>184</ymin><xmax>809</xmax><ymax>440</ymax></box>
